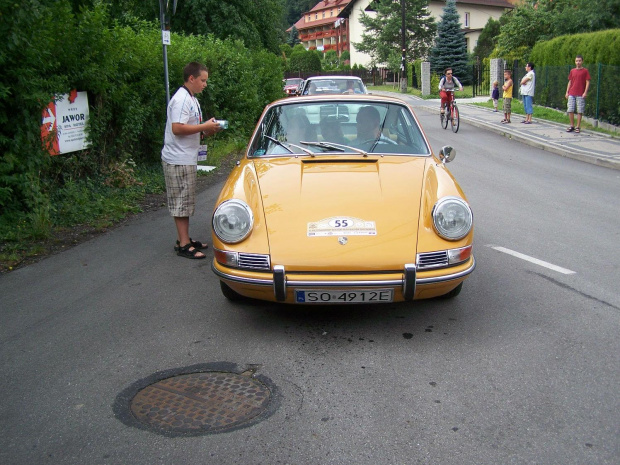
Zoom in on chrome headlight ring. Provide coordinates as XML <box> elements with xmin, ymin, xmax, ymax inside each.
<box><xmin>212</xmin><ymin>199</ymin><xmax>254</xmax><ymax>244</ymax></box>
<box><xmin>432</xmin><ymin>196</ymin><xmax>473</xmax><ymax>241</ymax></box>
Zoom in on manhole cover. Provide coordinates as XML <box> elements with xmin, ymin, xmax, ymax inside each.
<box><xmin>114</xmin><ymin>363</ymin><xmax>279</xmax><ymax>436</ymax></box>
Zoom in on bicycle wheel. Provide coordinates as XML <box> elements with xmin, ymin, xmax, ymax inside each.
<box><xmin>451</xmin><ymin>104</ymin><xmax>460</xmax><ymax>133</ymax></box>
<box><xmin>441</xmin><ymin>107</ymin><xmax>449</xmax><ymax>129</ymax></box>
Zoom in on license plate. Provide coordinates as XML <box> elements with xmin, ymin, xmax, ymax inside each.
<box><xmin>295</xmin><ymin>289</ymin><xmax>393</xmax><ymax>304</ymax></box>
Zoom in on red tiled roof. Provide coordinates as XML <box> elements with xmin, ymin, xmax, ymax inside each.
<box><xmin>309</xmin><ymin>0</ymin><xmax>351</xmax><ymax>13</ymax></box>
<box><xmin>289</xmin><ymin>0</ymin><xmax>351</xmax><ymax>31</ymax></box>
<box><xmin>292</xmin><ymin>15</ymin><xmax>344</xmax><ymax>32</ymax></box>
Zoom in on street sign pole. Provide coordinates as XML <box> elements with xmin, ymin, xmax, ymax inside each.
<box><xmin>159</xmin><ymin>0</ymin><xmax>177</xmax><ymax>105</ymax></box>
<box><xmin>400</xmin><ymin>0</ymin><xmax>407</xmax><ymax>93</ymax></box>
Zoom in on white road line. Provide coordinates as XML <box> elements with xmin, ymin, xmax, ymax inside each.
<box><xmin>487</xmin><ymin>245</ymin><xmax>576</xmax><ymax>275</ymax></box>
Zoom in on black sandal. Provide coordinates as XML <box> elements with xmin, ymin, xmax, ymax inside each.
<box><xmin>174</xmin><ymin>238</ymin><xmax>208</xmax><ymax>251</ymax></box>
<box><xmin>177</xmin><ymin>243</ymin><xmax>206</xmax><ymax>259</ymax></box>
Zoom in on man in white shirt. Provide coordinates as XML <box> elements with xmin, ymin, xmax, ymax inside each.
<box><xmin>520</xmin><ymin>62</ymin><xmax>536</xmax><ymax>124</ymax></box>
<box><xmin>161</xmin><ymin>62</ymin><xmax>221</xmax><ymax>259</ymax></box>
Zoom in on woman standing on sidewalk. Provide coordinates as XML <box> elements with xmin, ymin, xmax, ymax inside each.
<box><xmin>520</xmin><ymin>63</ymin><xmax>535</xmax><ymax>124</ymax></box>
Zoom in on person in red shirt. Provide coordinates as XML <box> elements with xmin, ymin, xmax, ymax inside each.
<box><xmin>565</xmin><ymin>55</ymin><xmax>591</xmax><ymax>133</ymax></box>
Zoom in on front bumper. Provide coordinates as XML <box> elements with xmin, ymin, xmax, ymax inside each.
<box><xmin>212</xmin><ymin>257</ymin><xmax>475</xmax><ymax>303</ymax></box>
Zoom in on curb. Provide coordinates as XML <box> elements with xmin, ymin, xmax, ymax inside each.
<box><xmin>427</xmin><ymin>104</ymin><xmax>620</xmax><ymax>171</ymax></box>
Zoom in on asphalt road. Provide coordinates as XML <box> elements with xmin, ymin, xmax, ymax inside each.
<box><xmin>1</xmin><ymin>105</ymin><xmax>619</xmax><ymax>465</ymax></box>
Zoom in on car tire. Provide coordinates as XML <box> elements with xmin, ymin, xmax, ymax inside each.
<box><xmin>220</xmin><ymin>281</ymin><xmax>244</xmax><ymax>301</ymax></box>
<box><xmin>440</xmin><ymin>282</ymin><xmax>463</xmax><ymax>299</ymax></box>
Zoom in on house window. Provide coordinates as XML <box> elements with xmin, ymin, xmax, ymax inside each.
<box><xmin>322</xmin><ymin>11</ymin><xmax>325</xmax><ymax>18</ymax></box>
<box><xmin>464</xmin><ymin>12</ymin><xmax>470</xmax><ymax>28</ymax></box>
<box><xmin>331</xmin><ymin>9</ymin><xmax>334</xmax><ymax>16</ymax></box>
<box><xmin>307</xmin><ymin>15</ymin><xmax>311</xmax><ymax>21</ymax></box>
<box><xmin>315</xmin><ymin>13</ymin><xmax>318</xmax><ymax>19</ymax></box>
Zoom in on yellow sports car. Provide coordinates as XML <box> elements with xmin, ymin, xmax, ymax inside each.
<box><xmin>211</xmin><ymin>94</ymin><xmax>474</xmax><ymax>304</ymax></box>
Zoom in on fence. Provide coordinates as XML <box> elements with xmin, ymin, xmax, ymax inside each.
<box><xmin>497</xmin><ymin>60</ymin><xmax>618</xmax><ymax>126</ymax></box>
<box><xmin>530</xmin><ymin>63</ymin><xmax>619</xmax><ymax>125</ymax></box>
<box><xmin>472</xmin><ymin>60</ymin><xmax>490</xmax><ymax>97</ymax></box>
<box><xmin>287</xmin><ymin>62</ymin><xmax>619</xmax><ymax>126</ymax></box>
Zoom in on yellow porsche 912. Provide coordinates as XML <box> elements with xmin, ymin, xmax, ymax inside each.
<box><xmin>211</xmin><ymin>94</ymin><xmax>474</xmax><ymax>304</ymax></box>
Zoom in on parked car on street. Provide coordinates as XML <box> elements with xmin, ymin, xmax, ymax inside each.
<box><xmin>211</xmin><ymin>94</ymin><xmax>474</xmax><ymax>304</ymax></box>
<box><xmin>297</xmin><ymin>76</ymin><xmax>368</xmax><ymax>96</ymax></box>
<box><xmin>283</xmin><ymin>78</ymin><xmax>303</xmax><ymax>96</ymax></box>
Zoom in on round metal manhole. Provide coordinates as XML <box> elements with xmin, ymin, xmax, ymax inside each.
<box><xmin>113</xmin><ymin>363</ymin><xmax>279</xmax><ymax>436</ymax></box>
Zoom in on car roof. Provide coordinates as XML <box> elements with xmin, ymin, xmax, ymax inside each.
<box><xmin>305</xmin><ymin>75</ymin><xmax>363</xmax><ymax>81</ymax></box>
<box><xmin>268</xmin><ymin>93</ymin><xmax>408</xmax><ymax>107</ymax></box>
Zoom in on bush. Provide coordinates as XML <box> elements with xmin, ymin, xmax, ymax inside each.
<box><xmin>530</xmin><ymin>29</ymin><xmax>620</xmax><ymax>66</ymax></box>
<box><xmin>0</xmin><ymin>1</ymin><xmax>284</xmax><ymax>225</ymax></box>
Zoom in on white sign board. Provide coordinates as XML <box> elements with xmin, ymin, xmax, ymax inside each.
<box><xmin>41</xmin><ymin>90</ymin><xmax>90</xmax><ymax>155</ymax></box>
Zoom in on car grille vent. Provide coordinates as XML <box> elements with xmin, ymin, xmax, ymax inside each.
<box><xmin>417</xmin><ymin>251</ymin><xmax>449</xmax><ymax>269</ymax></box>
<box><xmin>238</xmin><ymin>253</ymin><xmax>271</xmax><ymax>271</ymax></box>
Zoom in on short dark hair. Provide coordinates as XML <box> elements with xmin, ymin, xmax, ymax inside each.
<box><xmin>527</xmin><ymin>62</ymin><xmax>535</xmax><ymax>70</ymax></box>
<box><xmin>357</xmin><ymin>106</ymin><xmax>380</xmax><ymax>126</ymax></box>
<box><xmin>576</xmin><ymin>54</ymin><xmax>583</xmax><ymax>60</ymax></box>
<box><xmin>444</xmin><ymin>67</ymin><xmax>453</xmax><ymax>74</ymax></box>
<box><xmin>183</xmin><ymin>62</ymin><xmax>208</xmax><ymax>82</ymax></box>
<box><xmin>504</xmin><ymin>69</ymin><xmax>512</xmax><ymax>76</ymax></box>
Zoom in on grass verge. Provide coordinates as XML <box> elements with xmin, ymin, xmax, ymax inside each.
<box><xmin>0</xmin><ymin>136</ymin><xmax>246</xmax><ymax>273</ymax></box>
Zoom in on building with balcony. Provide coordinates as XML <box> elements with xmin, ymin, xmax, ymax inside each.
<box><xmin>290</xmin><ymin>0</ymin><xmax>353</xmax><ymax>56</ymax></box>
<box><xmin>290</xmin><ymin>0</ymin><xmax>515</xmax><ymax>67</ymax></box>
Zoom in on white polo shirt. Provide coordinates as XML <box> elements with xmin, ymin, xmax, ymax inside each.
<box><xmin>161</xmin><ymin>86</ymin><xmax>202</xmax><ymax>165</ymax></box>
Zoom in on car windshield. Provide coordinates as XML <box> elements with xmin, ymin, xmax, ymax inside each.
<box><xmin>303</xmin><ymin>78</ymin><xmax>367</xmax><ymax>95</ymax></box>
<box><xmin>249</xmin><ymin>100</ymin><xmax>431</xmax><ymax>157</ymax></box>
<box><xmin>284</xmin><ymin>79</ymin><xmax>302</xmax><ymax>86</ymax></box>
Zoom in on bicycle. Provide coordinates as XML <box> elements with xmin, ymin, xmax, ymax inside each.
<box><xmin>439</xmin><ymin>89</ymin><xmax>460</xmax><ymax>133</ymax></box>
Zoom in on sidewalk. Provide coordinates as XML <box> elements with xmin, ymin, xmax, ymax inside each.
<box><xmin>378</xmin><ymin>92</ymin><xmax>620</xmax><ymax>170</ymax></box>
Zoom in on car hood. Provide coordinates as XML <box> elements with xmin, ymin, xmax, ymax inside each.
<box><xmin>253</xmin><ymin>156</ymin><xmax>428</xmax><ymax>271</ymax></box>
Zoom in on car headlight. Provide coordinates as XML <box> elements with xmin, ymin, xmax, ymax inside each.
<box><xmin>212</xmin><ymin>199</ymin><xmax>254</xmax><ymax>244</ymax></box>
<box><xmin>432</xmin><ymin>197</ymin><xmax>472</xmax><ymax>241</ymax></box>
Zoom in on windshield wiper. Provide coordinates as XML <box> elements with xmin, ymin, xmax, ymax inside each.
<box><xmin>300</xmin><ymin>141</ymin><xmax>368</xmax><ymax>157</ymax></box>
<box><xmin>368</xmin><ymin>116</ymin><xmax>389</xmax><ymax>153</ymax></box>
<box><xmin>264</xmin><ymin>135</ymin><xmax>313</xmax><ymax>156</ymax></box>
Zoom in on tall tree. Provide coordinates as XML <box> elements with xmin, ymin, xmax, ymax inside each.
<box><xmin>473</xmin><ymin>17</ymin><xmax>500</xmax><ymax>59</ymax></box>
<box><xmin>354</xmin><ymin>0</ymin><xmax>436</xmax><ymax>66</ymax></box>
<box><xmin>496</xmin><ymin>0</ymin><xmax>620</xmax><ymax>59</ymax></box>
<box><xmin>288</xmin><ymin>25</ymin><xmax>301</xmax><ymax>46</ymax></box>
<box><xmin>285</xmin><ymin>0</ymin><xmax>316</xmax><ymax>26</ymax></box>
<box><xmin>169</xmin><ymin>0</ymin><xmax>286</xmax><ymax>54</ymax></box>
<box><xmin>429</xmin><ymin>0</ymin><xmax>468</xmax><ymax>81</ymax></box>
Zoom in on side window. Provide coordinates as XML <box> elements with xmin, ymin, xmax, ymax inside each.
<box><xmin>396</xmin><ymin>108</ymin><xmax>429</xmax><ymax>154</ymax></box>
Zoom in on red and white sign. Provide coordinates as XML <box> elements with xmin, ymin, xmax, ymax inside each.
<box><xmin>41</xmin><ymin>90</ymin><xmax>90</xmax><ymax>155</ymax></box>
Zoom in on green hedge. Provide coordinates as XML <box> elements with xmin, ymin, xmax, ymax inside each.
<box><xmin>530</xmin><ymin>29</ymin><xmax>620</xmax><ymax>66</ymax></box>
<box><xmin>0</xmin><ymin>1</ymin><xmax>284</xmax><ymax>220</ymax></box>
<box><xmin>527</xmin><ymin>29</ymin><xmax>620</xmax><ymax>124</ymax></box>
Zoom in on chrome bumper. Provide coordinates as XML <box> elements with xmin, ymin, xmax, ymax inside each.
<box><xmin>212</xmin><ymin>257</ymin><xmax>475</xmax><ymax>302</ymax></box>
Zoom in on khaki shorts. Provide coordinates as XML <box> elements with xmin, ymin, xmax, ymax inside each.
<box><xmin>503</xmin><ymin>98</ymin><xmax>512</xmax><ymax>113</ymax></box>
<box><xmin>162</xmin><ymin>162</ymin><xmax>196</xmax><ymax>217</ymax></box>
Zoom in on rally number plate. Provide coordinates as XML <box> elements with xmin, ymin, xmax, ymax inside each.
<box><xmin>295</xmin><ymin>289</ymin><xmax>393</xmax><ymax>304</ymax></box>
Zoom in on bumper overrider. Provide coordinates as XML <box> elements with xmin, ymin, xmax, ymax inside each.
<box><xmin>212</xmin><ymin>255</ymin><xmax>475</xmax><ymax>303</ymax></box>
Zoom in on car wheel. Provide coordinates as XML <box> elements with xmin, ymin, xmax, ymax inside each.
<box><xmin>440</xmin><ymin>282</ymin><xmax>463</xmax><ymax>299</ymax></box>
<box><xmin>220</xmin><ymin>281</ymin><xmax>244</xmax><ymax>301</ymax></box>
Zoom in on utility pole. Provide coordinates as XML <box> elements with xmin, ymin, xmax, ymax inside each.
<box><xmin>159</xmin><ymin>0</ymin><xmax>178</xmax><ymax>104</ymax></box>
<box><xmin>400</xmin><ymin>0</ymin><xmax>407</xmax><ymax>93</ymax></box>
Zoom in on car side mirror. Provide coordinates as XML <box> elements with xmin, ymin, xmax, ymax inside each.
<box><xmin>439</xmin><ymin>146</ymin><xmax>456</xmax><ymax>164</ymax></box>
